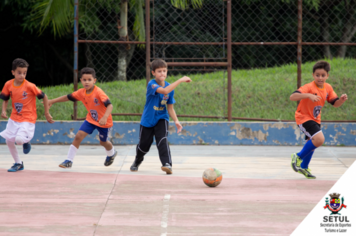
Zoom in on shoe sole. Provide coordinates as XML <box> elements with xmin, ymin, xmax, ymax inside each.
<box><xmin>8</xmin><ymin>168</ymin><xmax>24</xmax><ymax>172</ymax></box>
<box><xmin>104</xmin><ymin>151</ymin><xmax>118</xmax><ymax>166</ymax></box>
<box><xmin>291</xmin><ymin>153</ymin><xmax>298</xmax><ymax>172</ymax></box>
<box><xmin>297</xmin><ymin>169</ymin><xmax>316</xmax><ymax>179</ymax></box>
<box><xmin>59</xmin><ymin>165</ymin><xmax>71</xmax><ymax>169</ymax></box>
<box><xmin>130</xmin><ymin>168</ymin><xmax>138</xmax><ymax>172</ymax></box>
<box><xmin>161</xmin><ymin>166</ymin><xmax>172</xmax><ymax>174</ymax></box>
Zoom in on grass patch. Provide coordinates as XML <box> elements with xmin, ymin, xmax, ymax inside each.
<box><xmin>4</xmin><ymin>58</ymin><xmax>356</xmax><ymax>122</ymax></box>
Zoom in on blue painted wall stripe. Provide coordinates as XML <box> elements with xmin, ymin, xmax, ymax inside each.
<box><xmin>1</xmin><ymin>121</ymin><xmax>355</xmax><ymax>146</ymax></box>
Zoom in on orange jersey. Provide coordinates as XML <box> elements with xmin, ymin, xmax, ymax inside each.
<box><xmin>0</xmin><ymin>79</ymin><xmax>44</xmax><ymax>124</ymax></box>
<box><xmin>294</xmin><ymin>81</ymin><xmax>338</xmax><ymax>125</ymax></box>
<box><xmin>68</xmin><ymin>86</ymin><xmax>113</xmax><ymax>128</ymax></box>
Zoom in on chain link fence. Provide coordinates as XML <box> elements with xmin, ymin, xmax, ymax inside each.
<box><xmin>77</xmin><ymin>0</ymin><xmax>356</xmax><ymax>122</ymax></box>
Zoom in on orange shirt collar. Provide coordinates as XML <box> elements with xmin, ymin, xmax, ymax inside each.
<box><xmin>12</xmin><ymin>79</ymin><xmax>25</xmax><ymax>88</ymax></box>
<box><xmin>85</xmin><ymin>85</ymin><xmax>96</xmax><ymax>96</ymax></box>
<box><xmin>313</xmin><ymin>81</ymin><xmax>325</xmax><ymax>90</ymax></box>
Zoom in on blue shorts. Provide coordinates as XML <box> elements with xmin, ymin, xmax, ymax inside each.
<box><xmin>79</xmin><ymin>120</ymin><xmax>112</xmax><ymax>142</ymax></box>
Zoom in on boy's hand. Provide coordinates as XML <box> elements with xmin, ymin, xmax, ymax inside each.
<box><xmin>1</xmin><ymin>111</ymin><xmax>7</xmax><ymax>119</ymax></box>
<box><xmin>175</xmin><ymin>121</ymin><xmax>182</xmax><ymax>133</ymax></box>
<box><xmin>308</xmin><ymin>93</ymin><xmax>321</xmax><ymax>102</ymax></box>
<box><xmin>340</xmin><ymin>94</ymin><xmax>348</xmax><ymax>102</ymax></box>
<box><xmin>41</xmin><ymin>100</ymin><xmax>53</xmax><ymax>108</ymax></box>
<box><xmin>179</xmin><ymin>76</ymin><xmax>192</xmax><ymax>83</ymax></box>
<box><xmin>45</xmin><ymin>112</ymin><xmax>54</xmax><ymax>123</ymax></box>
<box><xmin>99</xmin><ymin>116</ymin><xmax>108</xmax><ymax>126</ymax></box>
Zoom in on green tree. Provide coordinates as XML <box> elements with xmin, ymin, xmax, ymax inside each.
<box><xmin>24</xmin><ymin>0</ymin><xmax>203</xmax><ymax>81</ymax></box>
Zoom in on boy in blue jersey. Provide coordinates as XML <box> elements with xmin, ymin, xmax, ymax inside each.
<box><xmin>130</xmin><ymin>59</ymin><xmax>191</xmax><ymax>174</ymax></box>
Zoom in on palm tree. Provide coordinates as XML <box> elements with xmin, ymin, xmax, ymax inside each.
<box><xmin>29</xmin><ymin>0</ymin><xmax>204</xmax><ymax>81</ymax></box>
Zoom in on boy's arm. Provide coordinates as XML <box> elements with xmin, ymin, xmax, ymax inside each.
<box><xmin>290</xmin><ymin>92</ymin><xmax>321</xmax><ymax>102</ymax></box>
<box><xmin>42</xmin><ymin>95</ymin><xmax>54</xmax><ymax>123</ymax></box>
<box><xmin>156</xmin><ymin>76</ymin><xmax>191</xmax><ymax>95</ymax></box>
<box><xmin>99</xmin><ymin>104</ymin><xmax>113</xmax><ymax>126</ymax></box>
<box><xmin>167</xmin><ymin>104</ymin><xmax>182</xmax><ymax>133</ymax></box>
<box><xmin>333</xmin><ymin>94</ymin><xmax>347</xmax><ymax>108</ymax></box>
<box><xmin>48</xmin><ymin>95</ymin><xmax>70</xmax><ymax>106</ymax></box>
<box><xmin>1</xmin><ymin>100</ymin><xmax>8</xmax><ymax>119</ymax></box>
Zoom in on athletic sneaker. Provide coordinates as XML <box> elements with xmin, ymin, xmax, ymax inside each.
<box><xmin>8</xmin><ymin>162</ymin><xmax>24</xmax><ymax>172</ymax></box>
<box><xmin>59</xmin><ymin>160</ymin><xmax>73</xmax><ymax>169</ymax></box>
<box><xmin>130</xmin><ymin>158</ymin><xmax>143</xmax><ymax>172</ymax></box>
<box><xmin>104</xmin><ymin>150</ymin><xmax>117</xmax><ymax>166</ymax></box>
<box><xmin>291</xmin><ymin>153</ymin><xmax>302</xmax><ymax>172</ymax></box>
<box><xmin>23</xmin><ymin>142</ymin><xmax>31</xmax><ymax>154</ymax></box>
<box><xmin>161</xmin><ymin>163</ymin><xmax>172</xmax><ymax>175</ymax></box>
<box><xmin>298</xmin><ymin>167</ymin><xmax>316</xmax><ymax>179</ymax></box>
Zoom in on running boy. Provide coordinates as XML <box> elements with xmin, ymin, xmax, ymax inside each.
<box><xmin>48</xmin><ymin>67</ymin><xmax>117</xmax><ymax>168</ymax></box>
<box><xmin>0</xmin><ymin>58</ymin><xmax>54</xmax><ymax>172</ymax></box>
<box><xmin>130</xmin><ymin>59</ymin><xmax>191</xmax><ymax>174</ymax></box>
<box><xmin>290</xmin><ymin>60</ymin><xmax>347</xmax><ymax>179</ymax></box>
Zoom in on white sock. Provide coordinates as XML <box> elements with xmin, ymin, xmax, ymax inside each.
<box><xmin>6</xmin><ymin>140</ymin><xmax>22</xmax><ymax>164</ymax></box>
<box><xmin>66</xmin><ymin>144</ymin><xmax>78</xmax><ymax>161</ymax></box>
<box><xmin>106</xmin><ymin>147</ymin><xmax>115</xmax><ymax>157</ymax></box>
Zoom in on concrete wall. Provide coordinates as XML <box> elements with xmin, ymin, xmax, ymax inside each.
<box><xmin>1</xmin><ymin>121</ymin><xmax>356</xmax><ymax>146</ymax></box>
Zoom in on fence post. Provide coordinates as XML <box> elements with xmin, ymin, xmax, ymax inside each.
<box><xmin>145</xmin><ymin>0</ymin><xmax>151</xmax><ymax>85</ymax></box>
<box><xmin>297</xmin><ymin>0</ymin><xmax>302</xmax><ymax>89</ymax></box>
<box><xmin>73</xmin><ymin>0</ymin><xmax>79</xmax><ymax>120</ymax></box>
<box><xmin>227</xmin><ymin>0</ymin><xmax>232</xmax><ymax>121</ymax></box>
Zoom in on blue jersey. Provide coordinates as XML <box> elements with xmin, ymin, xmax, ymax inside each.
<box><xmin>140</xmin><ymin>80</ymin><xmax>176</xmax><ymax>128</ymax></box>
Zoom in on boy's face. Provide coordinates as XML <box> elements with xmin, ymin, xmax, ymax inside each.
<box><xmin>312</xmin><ymin>68</ymin><xmax>329</xmax><ymax>88</ymax></box>
<box><xmin>152</xmin><ymin>67</ymin><xmax>167</xmax><ymax>83</ymax></box>
<box><xmin>11</xmin><ymin>67</ymin><xmax>27</xmax><ymax>83</ymax></box>
<box><xmin>80</xmin><ymin>74</ymin><xmax>96</xmax><ymax>90</ymax></box>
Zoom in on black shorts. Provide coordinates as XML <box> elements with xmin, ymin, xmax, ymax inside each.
<box><xmin>298</xmin><ymin>120</ymin><xmax>321</xmax><ymax>140</ymax></box>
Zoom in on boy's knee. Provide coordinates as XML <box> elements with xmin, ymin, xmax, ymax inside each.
<box><xmin>312</xmin><ymin>136</ymin><xmax>324</xmax><ymax>147</ymax></box>
<box><xmin>156</xmin><ymin>137</ymin><xmax>168</xmax><ymax>147</ymax></box>
<box><xmin>15</xmin><ymin>136</ymin><xmax>24</xmax><ymax>145</ymax></box>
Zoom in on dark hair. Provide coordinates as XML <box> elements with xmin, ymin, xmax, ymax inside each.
<box><xmin>313</xmin><ymin>61</ymin><xmax>330</xmax><ymax>73</ymax></box>
<box><xmin>80</xmin><ymin>67</ymin><xmax>96</xmax><ymax>78</ymax></box>
<box><xmin>12</xmin><ymin>58</ymin><xmax>29</xmax><ymax>70</ymax></box>
<box><xmin>151</xmin><ymin>59</ymin><xmax>167</xmax><ymax>71</ymax></box>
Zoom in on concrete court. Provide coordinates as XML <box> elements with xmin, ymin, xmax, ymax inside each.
<box><xmin>0</xmin><ymin>144</ymin><xmax>355</xmax><ymax>236</ymax></box>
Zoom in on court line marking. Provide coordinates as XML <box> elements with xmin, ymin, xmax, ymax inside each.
<box><xmin>160</xmin><ymin>194</ymin><xmax>171</xmax><ymax>236</ymax></box>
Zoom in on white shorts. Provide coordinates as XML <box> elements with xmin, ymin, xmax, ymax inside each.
<box><xmin>0</xmin><ymin>118</ymin><xmax>35</xmax><ymax>143</ymax></box>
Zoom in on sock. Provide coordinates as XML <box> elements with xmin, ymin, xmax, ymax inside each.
<box><xmin>297</xmin><ymin>139</ymin><xmax>317</xmax><ymax>159</ymax></box>
<box><xmin>301</xmin><ymin>150</ymin><xmax>314</xmax><ymax>169</ymax></box>
<box><xmin>106</xmin><ymin>147</ymin><xmax>115</xmax><ymax>157</ymax></box>
<box><xmin>6</xmin><ymin>140</ymin><xmax>22</xmax><ymax>164</ymax></box>
<box><xmin>66</xmin><ymin>144</ymin><xmax>78</xmax><ymax>161</ymax></box>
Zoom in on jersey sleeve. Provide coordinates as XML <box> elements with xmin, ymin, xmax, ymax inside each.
<box><xmin>295</xmin><ymin>83</ymin><xmax>311</xmax><ymax>94</ymax></box>
<box><xmin>167</xmin><ymin>90</ymin><xmax>176</xmax><ymax>104</ymax></box>
<box><xmin>0</xmin><ymin>82</ymin><xmax>10</xmax><ymax>101</ymax></box>
<box><xmin>30</xmin><ymin>84</ymin><xmax>45</xmax><ymax>100</ymax></box>
<box><xmin>147</xmin><ymin>81</ymin><xmax>161</xmax><ymax>96</ymax></box>
<box><xmin>67</xmin><ymin>89</ymin><xmax>82</xmax><ymax>102</ymax></box>
<box><xmin>327</xmin><ymin>85</ymin><xmax>339</xmax><ymax>105</ymax></box>
<box><xmin>98</xmin><ymin>90</ymin><xmax>112</xmax><ymax>107</ymax></box>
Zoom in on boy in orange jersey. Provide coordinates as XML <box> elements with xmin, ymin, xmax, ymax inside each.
<box><xmin>290</xmin><ymin>61</ymin><xmax>347</xmax><ymax>179</ymax></box>
<box><xmin>48</xmin><ymin>67</ymin><xmax>116</xmax><ymax>168</ymax></box>
<box><xmin>0</xmin><ymin>58</ymin><xmax>54</xmax><ymax>172</ymax></box>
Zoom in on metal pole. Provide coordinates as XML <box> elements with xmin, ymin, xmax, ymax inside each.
<box><xmin>227</xmin><ymin>0</ymin><xmax>232</xmax><ymax>121</ymax></box>
<box><xmin>145</xmin><ymin>0</ymin><xmax>151</xmax><ymax>84</ymax></box>
<box><xmin>73</xmin><ymin>0</ymin><xmax>79</xmax><ymax>120</ymax></box>
<box><xmin>297</xmin><ymin>0</ymin><xmax>302</xmax><ymax>89</ymax></box>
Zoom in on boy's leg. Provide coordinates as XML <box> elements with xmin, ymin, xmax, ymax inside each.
<box><xmin>131</xmin><ymin>125</ymin><xmax>154</xmax><ymax>171</ymax></box>
<box><xmin>98</xmin><ymin>127</ymin><xmax>117</xmax><ymax>166</ymax></box>
<box><xmin>16</xmin><ymin>121</ymin><xmax>35</xmax><ymax>154</ymax></box>
<box><xmin>59</xmin><ymin>121</ymin><xmax>92</xmax><ymax>168</ymax></box>
<box><xmin>154</xmin><ymin>120</ymin><xmax>172</xmax><ymax>174</ymax></box>
<box><xmin>6</xmin><ymin>139</ymin><xmax>24</xmax><ymax>172</ymax></box>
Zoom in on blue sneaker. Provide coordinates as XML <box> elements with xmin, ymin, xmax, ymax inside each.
<box><xmin>104</xmin><ymin>150</ymin><xmax>117</xmax><ymax>166</ymax></box>
<box><xmin>8</xmin><ymin>162</ymin><xmax>24</xmax><ymax>172</ymax></box>
<box><xmin>59</xmin><ymin>160</ymin><xmax>73</xmax><ymax>168</ymax></box>
<box><xmin>23</xmin><ymin>142</ymin><xmax>31</xmax><ymax>154</ymax></box>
